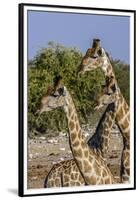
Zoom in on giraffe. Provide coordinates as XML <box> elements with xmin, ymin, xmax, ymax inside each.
<box><xmin>44</xmin><ymin>159</ymin><xmax>85</xmax><ymax>187</ymax></box>
<box><xmin>78</xmin><ymin>39</ymin><xmax>130</xmax><ymax>183</ymax></box>
<box><xmin>37</xmin><ymin>76</ymin><xmax>115</xmax><ymax>186</ymax></box>
<box><xmin>94</xmin><ymin>88</ymin><xmax>118</xmax><ymax>111</ymax></box>
<box><xmin>88</xmin><ymin>92</ymin><xmax>118</xmax><ymax>156</ymax></box>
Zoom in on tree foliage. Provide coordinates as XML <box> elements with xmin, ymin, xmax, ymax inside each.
<box><xmin>28</xmin><ymin>42</ymin><xmax>129</xmax><ymax>136</ymax></box>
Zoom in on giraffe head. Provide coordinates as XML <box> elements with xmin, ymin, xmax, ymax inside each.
<box><xmin>78</xmin><ymin>39</ymin><xmax>109</xmax><ymax>74</ymax></box>
<box><xmin>94</xmin><ymin>91</ymin><xmax>117</xmax><ymax>110</ymax></box>
<box><xmin>36</xmin><ymin>76</ymin><xmax>69</xmax><ymax>114</ymax></box>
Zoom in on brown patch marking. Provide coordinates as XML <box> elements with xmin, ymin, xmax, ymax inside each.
<box><xmin>76</xmin><ymin>122</ymin><xmax>79</xmax><ymax>132</ymax></box>
<box><xmin>75</xmin><ymin>173</ymin><xmax>78</xmax><ymax>179</ymax></box>
<box><xmin>68</xmin><ymin>105</ymin><xmax>73</xmax><ymax>116</ymax></box>
<box><xmin>55</xmin><ymin>178</ymin><xmax>60</xmax><ymax>185</ymax></box>
<box><xmin>71</xmin><ymin>173</ymin><xmax>75</xmax><ymax>180</ymax></box>
<box><xmin>73</xmin><ymin>148</ymin><xmax>83</xmax><ymax>158</ymax></box>
<box><xmin>81</xmin><ymin>141</ymin><xmax>86</xmax><ymax>149</ymax></box>
<box><xmin>105</xmin><ymin>178</ymin><xmax>110</xmax><ymax>184</ymax></box>
<box><xmin>71</xmin><ymin>114</ymin><xmax>74</xmax><ymax>120</ymax></box>
<box><xmin>84</xmin><ymin>150</ymin><xmax>89</xmax><ymax>157</ymax></box>
<box><xmin>123</xmin><ymin>101</ymin><xmax>129</xmax><ymax>112</ymax></box>
<box><xmin>69</xmin><ymin>121</ymin><xmax>75</xmax><ymax>131</ymax></box>
<box><xmin>121</xmin><ymin>118</ymin><xmax>129</xmax><ymax>130</ymax></box>
<box><xmin>64</xmin><ymin>175</ymin><xmax>69</xmax><ymax>183</ymax></box>
<box><xmin>70</xmin><ymin>132</ymin><xmax>76</xmax><ymax>142</ymax></box>
<box><xmin>89</xmin><ymin>155</ymin><xmax>93</xmax><ymax>163</ymax></box>
<box><xmin>73</xmin><ymin>140</ymin><xmax>80</xmax><ymax>147</ymax></box>
<box><xmin>84</xmin><ymin>160</ymin><xmax>92</xmax><ymax>173</ymax></box>
<box><xmin>126</xmin><ymin>168</ymin><xmax>130</xmax><ymax>175</ymax></box>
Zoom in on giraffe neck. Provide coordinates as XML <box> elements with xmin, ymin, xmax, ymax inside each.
<box><xmin>63</xmin><ymin>90</ymin><xmax>89</xmax><ymax>157</ymax></box>
<box><xmin>63</xmin><ymin>89</ymin><xmax>114</xmax><ymax>185</ymax></box>
<box><xmin>101</xmin><ymin>59</ymin><xmax>130</xmax><ymax>182</ymax></box>
<box><xmin>101</xmin><ymin>58</ymin><xmax>129</xmax><ymax>138</ymax></box>
<box><xmin>115</xmin><ymin>93</ymin><xmax>130</xmax><ymax>139</ymax></box>
<box><xmin>88</xmin><ymin>98</ymin><xmax>118</xmax><ymax>163</ymax></box>
<box><xmin>101</xmin><ymin>57</ymin><xmax>123</xmax><ymax>107</ymax></box>
<box><xmin>101</xmin><ymin>58</ymin><xmax>115</xmax><ymax>77</ymax></box>
<box><xmin>104</xmin><ymin>61</ymin><xmax>129</xmax><ymax>134</ymax></box>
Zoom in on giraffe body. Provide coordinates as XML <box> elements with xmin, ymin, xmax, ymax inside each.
<box><xmin>44</xmin><ymin>159</ymin><xmax>85</xmax><ymax>187</ymax></box>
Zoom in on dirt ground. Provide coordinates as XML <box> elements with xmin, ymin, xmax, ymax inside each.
<box><xmin>27</xmin><ymin>133</ymin><xmax>72</xmax><ymax>189</ymax></box>
<box><xmin>27</xmin><ymin>127</ymin><xmax>123</xmax><ymax>189</ymax></box>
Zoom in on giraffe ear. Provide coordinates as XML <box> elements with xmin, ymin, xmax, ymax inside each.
<box><xmin>53</xmin><ymin>86</ymin><xmax>66</xmax><ymax>97</ymax></box>
<box><xmin>46</xmin><ymin>86</ymin><xmax>53</xmax><ymax>95</ymax></box>
<box><xmin>52</xmin><ymin>75</ymin><xmax>66</xmax><ymax>96</ymax></box>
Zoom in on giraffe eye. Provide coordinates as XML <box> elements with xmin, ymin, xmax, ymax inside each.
<box><xmin>58</xmin><ymin>88</ymin><xmax>64</xmax><ymax>95</ymax></box>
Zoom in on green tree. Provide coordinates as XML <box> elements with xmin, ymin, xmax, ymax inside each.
<box><xmin>28</xmin><ymin>42</ymin><xmax>129</xmax><ymax>137</ymax></box>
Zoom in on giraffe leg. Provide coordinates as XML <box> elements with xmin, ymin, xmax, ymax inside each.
<box><xmin>121</xmin><ymin>146</ymin><xmax>130</xmax><ymax>183</ymax></box>
<box><xmin>119</xmin><ymin>128</ymin><xmax>130</xmax><ymax>183</ymax></box>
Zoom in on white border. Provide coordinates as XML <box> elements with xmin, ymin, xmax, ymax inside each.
<box><xmin>23</xmin><ymin>4</ymin><xmax>135</xmax><ymax>196</ymax></box>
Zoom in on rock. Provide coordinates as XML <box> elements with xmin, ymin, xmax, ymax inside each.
<box><xmin>40</xmin><ymin>136</ymin><xmax>46</xmax><ymax>140</ymax></box>
<box><xmin>59</xmin><ymin>132</ymin><xmax>67</xmax><ymax>137</ymax></box>
<box><xmin>34</xmin><ymin>153</ymin><xmax>40</xmax><ymax>158</ymax></box>
<box><xmin>47</xmin><ymin>138</ymin><xmax>58</xmax><ymax>144</ymax></box>
<box><xmin>60</xmin><ymin>147</ymin><xmax>65</xmax><ymax>151</ymax></box>
<box><xmin>37</xmin><ymin>164</ymin><xmax>43</xmax><ymax>169</ymax></box>
<box><xmin>31</xmin><ymin>176</ymin><xmax>37</xmax><ymax>180</ymax></box>
<box><xmin>48</xmin><ymin>152</ymin><xmax>59</xmax><ymax>156</ymax></box>
<box><xmin>84</xmin><ymin>132</ymin><xmax>90</xmax><ymax>138</ymax></box>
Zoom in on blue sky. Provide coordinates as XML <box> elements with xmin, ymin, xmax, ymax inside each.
<box><xmin>28</xmin><ymin>10</ymin><xmax>130</xmax><ymax>64</ymax></box>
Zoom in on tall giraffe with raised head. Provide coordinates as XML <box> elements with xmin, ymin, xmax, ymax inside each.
<box><xmin>37</xmin><ymin>76</ymin><xmax>115</xmax><ymax>186</ymax></box>
<box><xmin>78</xmin><ymin>39</ymin><xmax>130</xmax><ymax>183</ymax></box>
